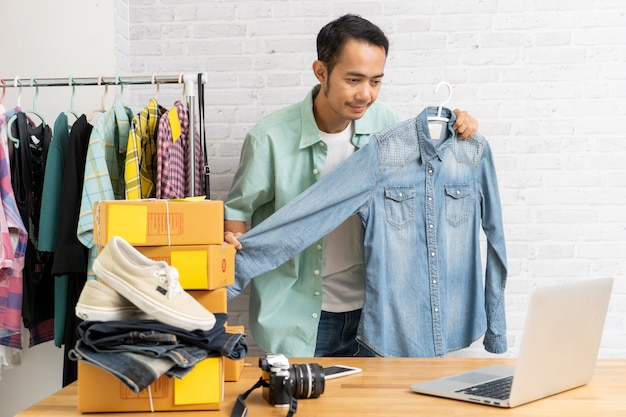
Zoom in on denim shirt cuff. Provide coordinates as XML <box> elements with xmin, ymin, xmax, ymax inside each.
<box><xmin>226</xmin><ymin>286</ymin><xmax>239</xmax><ymax>301</ymax></box>
<box><xmin>483</xmin><ymin>333</ymin><xmax>508</xmax><ymax>354</ymax></box>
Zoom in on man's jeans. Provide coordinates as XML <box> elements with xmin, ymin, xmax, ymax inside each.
<box><xmin>314</xmin><ymin>309</ymin><xmax>376</xmax><ymax>357</ymax></box>
<box><xmin>69</xmin><ymin>313</ymin><xmax>247</xmax><ymax>393</ymax></box>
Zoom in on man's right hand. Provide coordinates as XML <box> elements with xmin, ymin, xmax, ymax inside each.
<box><xmin>224</xmin><ymin>231</ymin><xmax>244</xmax><ymax>250</ymax></box>
<box><xmin>224</xmin><ymin>220</ymin><xmax>248</xmax><ymax>250</ymax></box>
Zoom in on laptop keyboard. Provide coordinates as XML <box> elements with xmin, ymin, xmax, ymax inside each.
<box><xmin>455</xmin><ymin>376</ymin><xmax>513</xmax><ymax>400</ymax></box>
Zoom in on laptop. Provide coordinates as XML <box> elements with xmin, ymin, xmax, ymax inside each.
<box><xmin>410</xmin><ymin>277</ymin><xmax>613</xmax><ymax>408</ymax></box>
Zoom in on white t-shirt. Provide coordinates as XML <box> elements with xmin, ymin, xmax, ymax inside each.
<box><xmin>318</xmin><ymin>122</ymin><xmax>365</xmax><ymax>312</ymax></box>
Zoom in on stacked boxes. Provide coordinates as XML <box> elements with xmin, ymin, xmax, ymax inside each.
<box><xmin>77</xmin><ymin>358</ymin><xmax>223</xmax><ymax>412</ymax></box>
<box><xmin>78</xmin><ymin>198</ymin><xmax>245</xmax><ymax>413</ymax></box>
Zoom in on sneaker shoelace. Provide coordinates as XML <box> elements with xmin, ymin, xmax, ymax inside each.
<box><xmin>155</xmin><ymin>266</ymin><xmax>183</xmax><ymax>299</ymax></box>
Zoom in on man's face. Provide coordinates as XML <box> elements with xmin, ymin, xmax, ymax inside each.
<box><xmin>314</xmin><ymin>39</ymin><xmax>386</xmax><ymax>132</ymax></box>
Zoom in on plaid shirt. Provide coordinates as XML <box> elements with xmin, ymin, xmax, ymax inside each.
<box><xmin>156</xmin><ymin>101</ymin><xmax>204</xmax><ymax>199</ymax></box>
<box><xmin>78</xmin><ymin>97</ymin><xmax>133</xmax><ymax>278</ymax></box>
<box><xmin>125</xmin><ymin>98</ymin><xmax>167</xmax><ymax>199</ymax></box>
<box><xmin>0</xmin><ymin>108</ymin><xmax>28</xmax><ymax>348</ymax></box>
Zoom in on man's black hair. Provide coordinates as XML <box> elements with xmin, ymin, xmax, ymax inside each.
<box><xmin>316</xmin><ymin>14</ymin><xmax>389</xmax><ymax>75</ymax></box>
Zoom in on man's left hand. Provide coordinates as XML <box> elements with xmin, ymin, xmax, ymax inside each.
<box><xmin>452</xmin><ymin>109</ymin><xmax>479</xmax><ymax>139</ymax></box>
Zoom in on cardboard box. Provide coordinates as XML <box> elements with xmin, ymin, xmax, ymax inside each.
<box><xmin>77</xmin><ymin>357</ymin><xmax>223</xmax><ymax>412</ymax></box>
<box><xmin>138</xmin><ymin>244</ymin><xmax>235</xmax><ymax>290</ymax></box>
<box><xmin>93</xmin><ymin>198</ymin><xmax>224</xmax><ymax>247</ymax></box>
<box><xmin>224</xmin><ymin>325</ymin><xmax>246</xmax><ymax>381</ymax></box>
<box><xmin>190</xmin><ymin>288</ymin><xmax>227</xmax><ymax>314</ymax></box>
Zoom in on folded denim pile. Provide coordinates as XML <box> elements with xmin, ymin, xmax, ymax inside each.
<box><xmin>69</xmin><ymin>236</ymin><xmax>247</xmax><ymax>393</ymax></box>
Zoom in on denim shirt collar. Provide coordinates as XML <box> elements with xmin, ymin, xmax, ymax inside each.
<box><xmin>416</xmin><ymin>106</ymin><xmax>458</xmax><ymax>164</ymax></box>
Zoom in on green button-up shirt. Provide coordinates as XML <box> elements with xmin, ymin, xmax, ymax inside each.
<box><xmin>225</xmin><ymin>84</ymin><xmax>398</xmax><ymax>356</ymax></box>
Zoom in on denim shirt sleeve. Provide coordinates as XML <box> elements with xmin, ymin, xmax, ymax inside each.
<box><xmin>227</xmin><ymin>140</ymin><xmax>381</xmax><ymax>300</ymax></box>
<box><xmin>478</xmin><ymin>140</ymin><xmax>508</xmax><ymax>354</ymax></box>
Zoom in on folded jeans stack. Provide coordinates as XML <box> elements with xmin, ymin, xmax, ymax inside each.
<box><xmin>70</xmin><ymin>236</ymin><xmax>247</xmax><ymax>393</ymax></box>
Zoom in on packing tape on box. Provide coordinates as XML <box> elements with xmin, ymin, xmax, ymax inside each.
<box><xmin>148</xmin><ymin>386</ymin><xmax>154</xmax><ymax>413</ymax></box>
<box><xmin>94</xmin><ymin>199</ymin><xmax>173</xmax><ymax>247</ymax></box>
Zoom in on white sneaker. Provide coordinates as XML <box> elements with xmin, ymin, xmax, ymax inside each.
<box><xmin>75</xmin><ymin>279</ymin><xmax>152</xmax><ymax>321</ymax></box>
<box><xmin>93</xmin><ymin>236</ymin><xmax>216</xmax><ymax>331</ymax></box>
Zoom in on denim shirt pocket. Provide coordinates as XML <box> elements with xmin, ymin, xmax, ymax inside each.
<box><xmin>444</xmin><ymin>184</ymin><xmax>471</xmax><ymax>226</ymax></box>
<box><xmin>384</xmin><ymin>186</ymin><xmax>415</xmax><ymax>228</ymax></box>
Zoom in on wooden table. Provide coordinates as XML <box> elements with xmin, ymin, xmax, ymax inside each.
<box><xmin>15</xmin><ymin>357</ymin><xmax>626</xmax><ymax>416</ymax></box>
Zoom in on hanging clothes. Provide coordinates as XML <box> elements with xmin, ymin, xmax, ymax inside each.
<box><xmin>9</xmin><ymin>111</ymin><xmax>54</xmax><ymax>346</ymax></box>
<box><xmin>77</xmin><ymin>96</ymin><xmax>133</xmax><ymax>280</ymax></box>
<box><xmin>125</xmin><ymin>98</ymin><xmax>167</xmax><ymax>199</ymax></box>
<box><xmin>38</xmin><ymin>113</ymin><xmax>72</xmax><ymax>253</ymax></box>
<box><xmin>50</xmin><ymin>115</ymin><xmax>92</xmax><ymax>386</ymax></box>
<box><xmin>51</xmin><ymin>114</ymin><xmax>92</xmax><ymax>275</ymax></box>
<box><xmin>37</xmin><ymin>113</ymin><xmax>73</xmax><ymax>347</ymax></box>
<box><xmin>0</xmin><ymin>105</ymin><xmax>28</xmax><ymax>368</ymax></box>
<box><xmin>156</xmin><ymin>101</ymin><xmax>204</xmax><ymax>199</ymax></box>
<box><xmin>0</xmin><ymin>75</ymin><xmax>207</xmax><ymax>378</ymax></box>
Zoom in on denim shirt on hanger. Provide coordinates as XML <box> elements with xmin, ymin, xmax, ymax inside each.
<box><xmin>229</xmin><ymin>107</ymin><xmax>508</xmax><ymax>358</ymax></box>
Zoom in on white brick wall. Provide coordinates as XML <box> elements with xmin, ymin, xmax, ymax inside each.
<box><xmin>116</xmin><ymin>0</ymin><xmax>626</xmax><ymax>358</ymax></box>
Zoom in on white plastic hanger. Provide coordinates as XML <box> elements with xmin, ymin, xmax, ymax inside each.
<box><xmin>0</xmin><ymin>78</ymin><xmax>6</xmax><ymax>153</ymax></box>
<box><xmin>152</xmin><ymin>73</ymin><xmax>160</xmax><ymax>102</ymax></box>
<box><xmin>427</xmin><ymin>81</ymin><xmax>453</xmax><ymax>139</ymax></box>
<box><xmin>7</xmin><ymin>76</ymin><xmax>46</xmax><ymax>149</ymax></box>
<box><xmin>0</xmin><ymin>77</ymin><xmax>6</xmax><ymax>122</ymax></box>
<box><xmin>88</xmin><ymin>75</ymin><xmax>108</xmax><ymax>122</ymax></box>
<box><xmin>14</xmin><ymin>76</ymin><xmax>22</xmax><ymax>109</ymax></box>
<box><xmin>428</xmin><ymin>81</ymin><xmax>453</xmax><ymax>123</ymax></box>
<box><xmin>178</xmin><ymin>72</ymin><xmax>185</xmax><ymax>102</ymax></box>
<box><xmin>6</xmin><ymin>77</ymin><xmax>22</xmax><ymax>148</ymax></box>
<box><xmin>0</xmin><ymin>77</ymin><xmax>6</xmax><ymax>107</ymax></box>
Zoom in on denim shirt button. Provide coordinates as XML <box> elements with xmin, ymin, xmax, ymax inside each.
<box><xmin>429</xmin><ymin>224</ymin><xmax>434</xmax><ymax>229</ymax></box>
<box><xmin>434</xmin><ymin>308</ymin><xmax>439</xmax><ymax>313</ymax></box>
<box><xmin>432</xmin><ymin>279</ymin><xmax>437</xmax><ymax>284</ymax></box>
<box><xmin>428</xmin><ymin>169</ymin><xmax>433</xmax><ymax>174</ymax></box>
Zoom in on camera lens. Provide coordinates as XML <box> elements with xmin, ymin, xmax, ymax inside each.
<box><xmin>290</xmin><ymin>363</ymin><xmax>325</xmax><ymax>399</ymax></box>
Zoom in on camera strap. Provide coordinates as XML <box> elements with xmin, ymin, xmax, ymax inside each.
<box><xmin>230</xmin><ymin>377</ymin><xmax>298</xmax><ymax>417</ymax></box>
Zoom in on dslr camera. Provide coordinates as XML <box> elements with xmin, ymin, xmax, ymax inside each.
<box><xmin>259</xmin><ymin>354</ymin><xmax>326</xmax><ymax>407</ymax></box>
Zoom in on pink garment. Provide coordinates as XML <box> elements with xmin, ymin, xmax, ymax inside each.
<box><xmin>0</xmin><ymin>106</ymin><xmax>28</xmax><ymax>346</ymax></box>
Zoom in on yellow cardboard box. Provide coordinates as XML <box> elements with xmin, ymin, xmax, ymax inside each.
<box><xmin>190</xmin><ymin>288</ymin><xmax>228</xmax><ymax>314</ymax></box>
<box><xmin>224</xmin><ymin>325</ymin><xmax>246</xmax><ymax>381</ymax></box>
<box><xmin>93</xmin><ymin>199</ymin><xmax>224</xmax><ymax>247</ymax></box>
<box><xmin>77</xmin><ymin>357</ymin><xmax>223</xmax><ymax>412</ymax></box>
<box><xmin>138</xmin><ymin>244</ymin><xmax>235</xmax><ymax>290</ymax></box>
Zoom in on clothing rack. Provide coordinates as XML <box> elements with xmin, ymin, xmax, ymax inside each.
<box><xmin>1</xmin><ymin>73</ymin><xmax>208</xmax><ymax>197</ymax></box>
<box><xmin>0</xmin><ymin>74</ymin><xmax>206</xmax><ymax>88</ymax></box>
